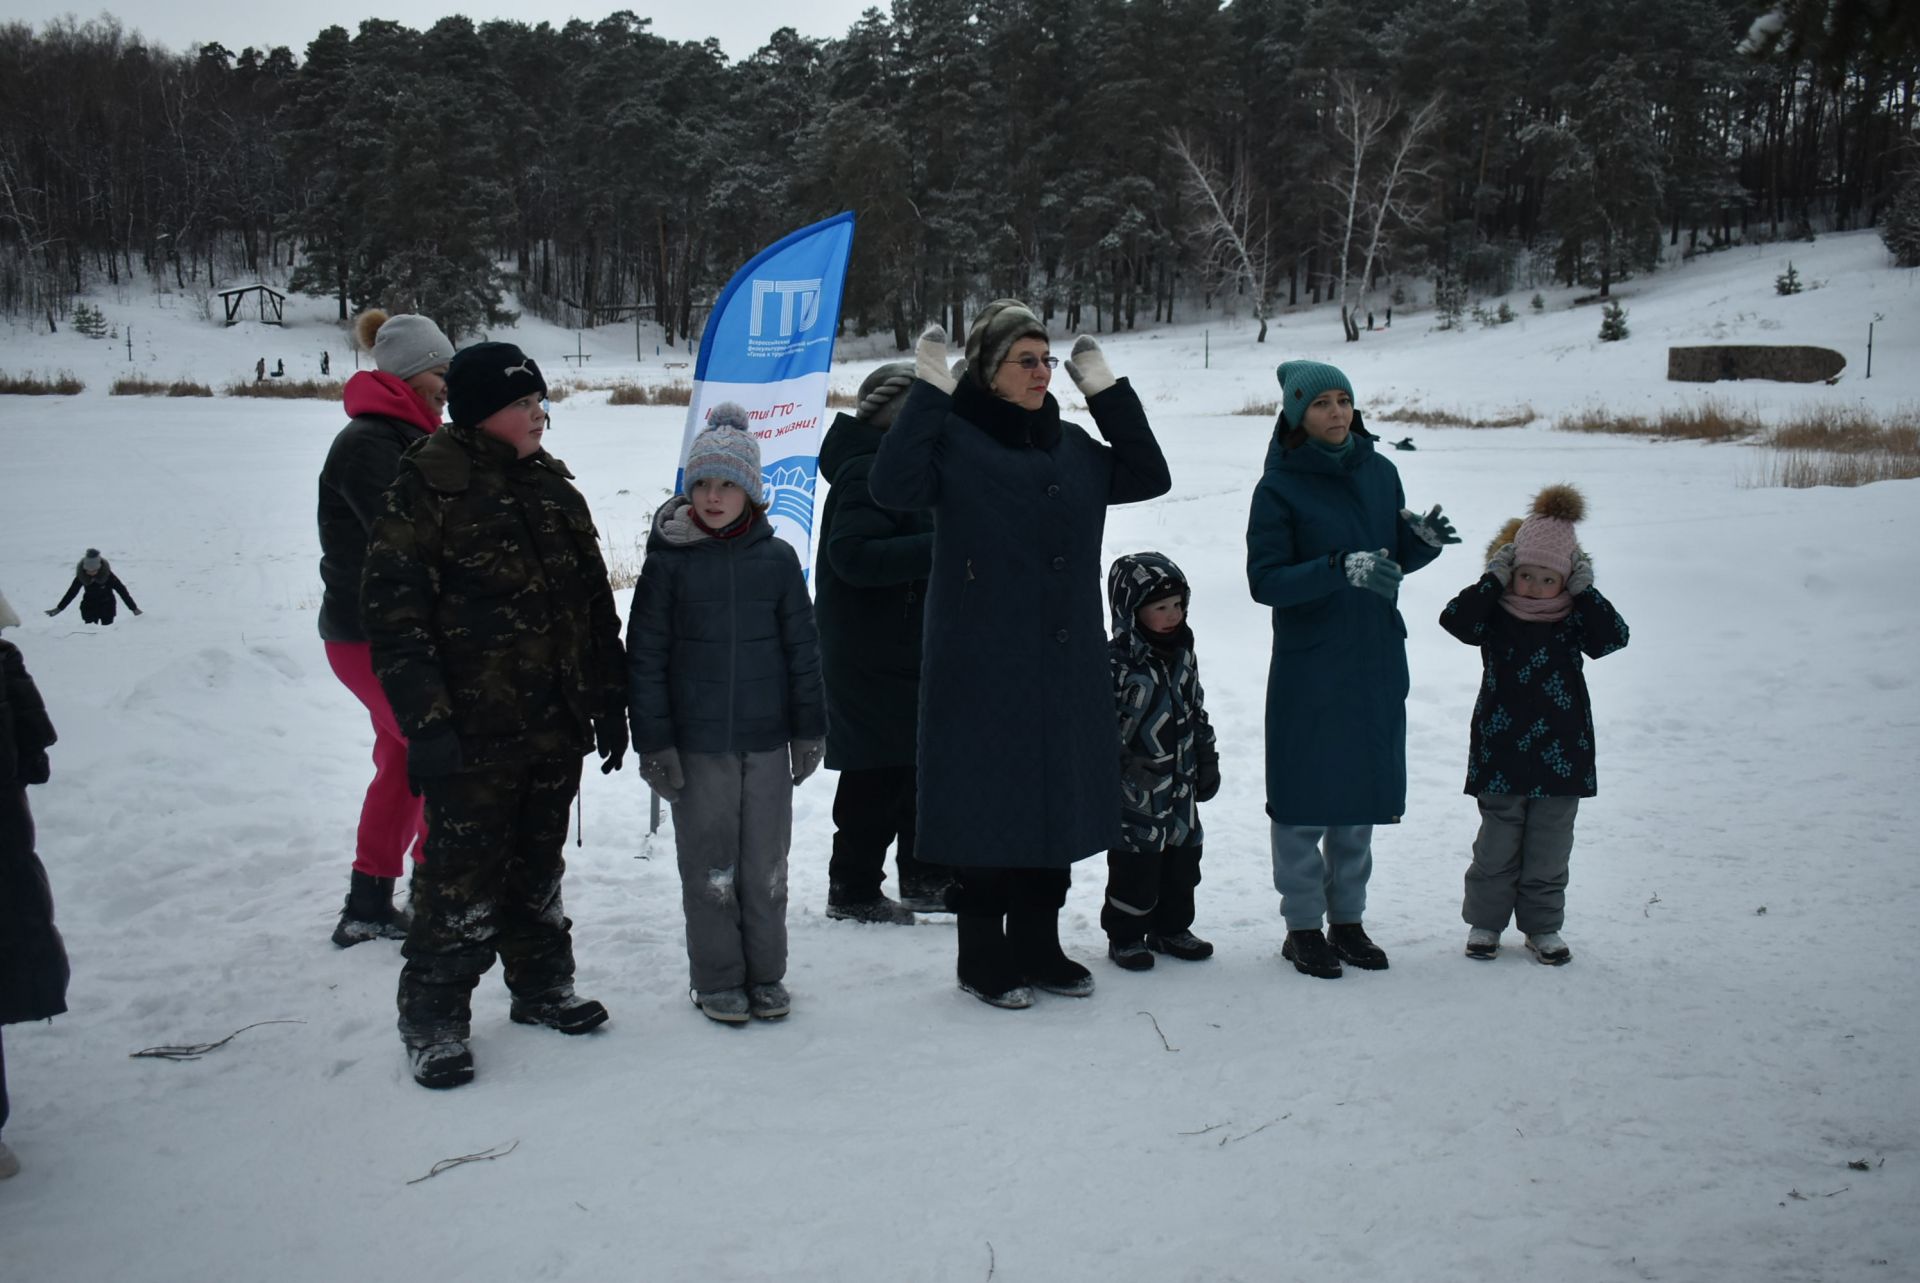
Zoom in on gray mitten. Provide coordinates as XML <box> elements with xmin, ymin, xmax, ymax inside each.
<box><xmin>1343</xmin><ymin>549</ymin><xmax>1403</xmax><ymax>600</ymax></box>
<box><xmin>1486</xmin><ymin>542</ymin><xmax>1517</xmax><ymax>588</ymax></box>
<box><xmin>1566</xmin><ymin>550</ymin><xmax>1594</xmax><ymax>596</ymax></box>
<box><xmin>1063</xmin><ymin>335</ymin><xmax>1115</xmax><ymax>396</ymax></box>
<box><xmin>915</xmin><ymin>325</ymin><xmax>956</xmax><ymax>394</ymax></box>
<box><xmin>790</xmin><ymin>738</ymin><xmax>824</xmax><ymax>786</ymax></box>
<box><xmin>640</xmin><ymin>747</ymin><xmax>686</xmax><ymax>802</ymax></box>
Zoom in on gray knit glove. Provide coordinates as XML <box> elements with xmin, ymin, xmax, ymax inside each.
<box><xmin>915</xmin><ymin>325</ymin><xmax>956</xmax><ymax>394</ymax></box>
<box><xmin>1343</xmin><ymin>549</ymin><xmax>1403</xmax><ymax>600</ymax></box>
<box><xmin>1566</xmin><ymin>550</ymin><xmax>1594</xmax><ymax>596</ymax></box>
<box><xmin>1486</xmin><ymin>542</ymin><xmax>1517</xmax><ymax>587</ymax></box>
<box><xmin>1063</xmin><ymin>335</ymin><xmax>1115</xmax><ymax>396</ymax></box>
<box><xmin>1401</xmin><ymin>504</ymin><xmax>1461</xmax><ymax>549</ymax></box>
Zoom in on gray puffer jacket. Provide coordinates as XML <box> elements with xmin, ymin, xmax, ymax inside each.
<box><xmin>625</xmin><ymin>496</ymin><xmax>826</xmax><ymax>755</ymax></box>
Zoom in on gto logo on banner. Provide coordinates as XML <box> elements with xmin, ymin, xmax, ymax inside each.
<box><xmin>678</xmin><ymin>213</ymin><xmax>856</xmax><ymax>568</ymax></box>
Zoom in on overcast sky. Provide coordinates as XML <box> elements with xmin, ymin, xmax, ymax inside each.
<box><xmin>3</xmin><ymin>2</ymin><xmax>886</xmax><ymax>60</ymax></box>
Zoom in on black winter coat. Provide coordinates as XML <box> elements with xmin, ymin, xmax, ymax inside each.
<box><xmin>814</xmin><ymin>412</ymin><xmax>933</xmax><ymax>771</ymax></box>
<box><xmin>51</xmin><ymin>561</ymin><xmax>138</xmax><ymax>624</ymax></box>
<box><xmin>1439</xmin><ymin>574</ymin><xmax>1631</xmax><ymax>797</ymax></box>
<box><xmin>626</xmin><ymin>497</ymin><xmax>827</xmax><ymax>755</ymax></box>
<box><xmin>0</xmin><ymin>639</ymin><xmax>69</xmax><ymax>1026</ymax></box>
<box><xmin>318</xmin><ymin>414</ymin><xmax>433</xmax><ymax>642</ymax></box>
<box><xmin>869</xmin><ymin>376</ymin><xmax>1171</xmax><ymax>868</ymax></box>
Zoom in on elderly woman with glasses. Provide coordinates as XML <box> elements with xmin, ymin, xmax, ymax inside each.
<box><xmin>869</xmin><ymin>300</ymin><xmax>1170</xmax><ymax>1010</ymax></box>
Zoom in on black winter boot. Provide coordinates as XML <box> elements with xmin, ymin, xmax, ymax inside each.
<box><xmin>332</xmin><ymin>870</ymin><xmax>411</xmax><ymax>947</ymax></box>
<box><xmin>825</xmin><ymin>884</ymin><xmax>916</xmax><ymax>925</ymax></box>
<box><xmin>1007</xmin><ymin>908</ymin><xmax>1095</xmax><ymax>998</ymax></box>
<box><xmin>509</xmin><ymin>984</ymin><xmax>610</xmax><ymax>1034</ymax></box>
<box><xmin>1328</xmin><ymin>921</ymin><xmax>1389</xmax><ymax>971</ymax></box>
<box><xmin>955</xmin><ymin>914</ymin><xmax>1033</xmax><ymax>1009</ymax></box>
<box><xmin>407</xmin><ymin>1039</ymin><xmax>474</xmax><ymax>1089</ymax></box>
<box><xmin>1146</xmin><ymin>929</ymin><xmax>1215</xmax><ymax>961</ymax></box>
<box><xmin>1281</xmin><ymin>928</ymin><xmax>1344</xmax><ymax>979</ymax></box>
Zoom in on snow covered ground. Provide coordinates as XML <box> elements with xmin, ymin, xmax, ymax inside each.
<box><xmin>2</xmin><ymin>231</ymin><xmax>1917</xmax><ymax>1281</ymax></box>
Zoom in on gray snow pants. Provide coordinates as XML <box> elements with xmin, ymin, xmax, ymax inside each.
<box><xmin>672</xmin><ymin>749</ymin><xmax>791</xmax><ymax>993</ymax></box>
<box><xmin>1461</xmin><ymin>794</ymin><xmax>1580</xmax><ymax>935</ymax></box>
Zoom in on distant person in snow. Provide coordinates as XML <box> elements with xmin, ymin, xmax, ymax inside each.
<box><xmin>1246</xmin><ymin>360</ymin><xmax>1459</xmax><ymax>980</ymax></box>
<box><xmin>0</xmin><ymin>636</ymin><xmax>69</xmax><ymax>1180</ymax></box>
<box><xmin>362</xmin><ymin>341</ymin><xmax>628</xmax><ymax>1089</ymax></box>
<box><xmin>868</xmin><ymin>301</ymin><xmax>1171</xmax><ymax>1010</ymax></box>
<box><xmin>1101</xmin><ymin>551</ymin><xmax>1220</xmax><ymax>973</ymax></box>
<box><xmin>626</xmin><ymin>407</ymin><xmax>826</xmax><ymax>1025</ymax></box>
<box><xmin>813</xmin><ymin>360</ymin><xmax>948</xmax><ymax>927</ymax></box>
<box><xmin>45</xmin><ymin>550</ymin><xmax>140</xmax><ymax>625</ymax></box>
<box><xmin>1439</xmin><ymin>484</ymin><xmax>1630</xmax><ymax>966</ymax></box>
<box><xmin>316</xmin><ymin>309</ymin><xmax>453</xmax><ymax>949</ymax></box>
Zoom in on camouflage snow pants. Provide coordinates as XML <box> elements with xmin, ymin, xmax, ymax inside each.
<box><xmin>396</xmin><ymin>756</ymin><xmax>582</xmax><ymax>1046</ymax></box>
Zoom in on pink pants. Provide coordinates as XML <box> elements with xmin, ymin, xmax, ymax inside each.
<box><xmin>326</xmin><ymin>641</ymin><xmax>426</xmax><ymax>877</ymax></box>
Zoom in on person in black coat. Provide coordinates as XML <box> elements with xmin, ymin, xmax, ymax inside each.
<box><xmin>869</xmin><ymin>300</ymin><xmax>1171</xmax><ymax>1009</ymax></box>
<box><xmin>0</xmin><ymin>638</ymin><xmax>69</xmax><ymax>1179</ymax></box>
<box><xmin>815</xmin><ymin>360</ymin><xmax>945</xmax><ymax>924</ymax></box>
<box><xmin>1439</xmin><ymin>485</ymin><xmax>1630</xmax><ymax>966</ymax></box>
<box><xmin>45</xmin><ymin>549</ymin><xmax>140</xmax><ymax>625</ymax></box>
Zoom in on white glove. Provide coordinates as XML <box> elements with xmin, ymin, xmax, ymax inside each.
<box><xmin>1063</xmin><ymin>335</ymin><xmax>1115</xmax><ymax>396</ymax></box>
<box><xmin>915</xmin><ymin>325</ymin><xmax>956</xmax><ymax>394</ymax></box>
<box><xmin>1566</xmin><ymin>550</ymin><xmax>1594</xmax><ymax>596</ymax></box>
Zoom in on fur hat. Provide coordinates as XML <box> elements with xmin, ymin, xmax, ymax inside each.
<box><xmin>354</xmin><ymin>309</ymin><xmax>454</xmax><ymax>381</ymax></box>
<box><xmin>964</xmin><ymin>299</ymin><xmax>1047</xmax><ymax>390</ymax></box>
<box><xmin>81</xmin><ymin>548</ymin><xmax>103</xmax><ymax>574</ymax></box>
<box><xmin>685</xmin><ymin>402</ymin><xmax>764</xmax><ymax>503</ymax></box>
<box><xmin>1276</xmin><ymin>360</ymin><xmax>1355</xmax><ymax>430</ymax></box>
<box><xmin>1509</xmin><ymin>484</ymin><xmax>1586</xmax><ymax>576</ymax></box>
<box><xmin>855</xmin><ymin>361</ymin><xmax>915</xmax><ymax>428</ymax></box>
<box><xmin>445</xmin><ymin>342</ymin><xmax>547</xmax><ymax>429</ymax></box>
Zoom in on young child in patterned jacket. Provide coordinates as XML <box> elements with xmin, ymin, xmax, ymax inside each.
<box><xmin>1102</xmin><ymin>551</ymin><xmax>1220</xmax><ymax>971</ymax></box>
<box><xmin>1439</xmin><ymin>484</ymin><xmax>1631</xmax><ymax>966</ymax></box>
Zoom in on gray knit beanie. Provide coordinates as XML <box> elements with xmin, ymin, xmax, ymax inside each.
<box><xmin>964</xmin><ymin>299</ymin><xmax>1047</xmax><ymax>389</ymax></box>
<box><xmin>685</xmin><ymin>402</ymin><xmax>764</xmax><ymax>503</ymax></box>
<box><xmin>81</xmin><ymin>548</ymin><xmax>103</xmax><ymax>574</ymax></box>
<box><xmin>855</xmin><ymin>361</ymin><xmax>915</xmax><ymax>428</ymax></box>
<box><xmin>360</xmin><ymin>310</ymin><xmax>454</xmax><ymax>381</ymax></box>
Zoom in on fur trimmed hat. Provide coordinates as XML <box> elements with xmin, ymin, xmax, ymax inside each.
<box><xmin>685</xmin><ymin>402</ymin><xmax>764</xmax><ymax>503</ymax></box>
<box><xmin>354</xmin><ymin>309</ymin><xmax>454</xmax><ymax>381</ymax></box>
<box><xmin>445</xmin><ymin>342</ymin><xmax>547</xmax><ymax>430</ymax></box>
<box><xmin>855</xmin><ymin>361</ymin><xmax>915</xmax><ymax>428</ymax></box>
<box><xmin>1510</xmin><ymin>484</ymin><xmax>1586</xmax><ymax>576</ymax></box>
<box><xmin>964</xmin><ymin>299</ymin><xmax>1047</xmax><ymax>390</ymax></box>
<box><xmin>1276</xmin><ymin>360</ymin><xmax>1355</xmax><ymax>430</ymax></box>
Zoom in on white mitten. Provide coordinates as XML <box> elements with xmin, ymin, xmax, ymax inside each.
<box><xmin>915</xmin><ymin>324</ymin><xmax>956</xmax><ymax>394</ymax></box>
<box><xmin>1062</xmin><ymin>335</ymin><xmax>1115</xmax><ymax>396</ymax></box>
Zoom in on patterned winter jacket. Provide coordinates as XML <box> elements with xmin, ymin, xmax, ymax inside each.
<box><xmin>361</xmin><ymin>424</ymin><xmax>627</xmax><ymax>769</ymax></box>
<box><xmin>1439</xmin><ymin>573</ymin><xmax>1631</xmax><ymax>798</ymax></box>
<box><xmin>1108</xmin><ymin>552</ymin><xmax>1217</xmax><ymax>853</ymax></box>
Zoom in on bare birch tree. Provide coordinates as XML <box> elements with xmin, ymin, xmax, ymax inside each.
<box><xmin>1325</xmin><ymin>76</ymin><xmax>1443</xmax><ymax>341</ymax></box>
<box><xmin>1169</xmin><ymin>130</ymin><xmax>1275</xmax><ymax>342</ymax></box>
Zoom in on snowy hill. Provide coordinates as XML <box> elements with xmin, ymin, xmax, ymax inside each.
<box><xmin>1</xmin><ymin>230</ymin><xmax>1916</xmax><ymax>1281</ymax></box>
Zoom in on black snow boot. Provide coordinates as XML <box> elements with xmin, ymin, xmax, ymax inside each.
<box><xmin>408</xmin><ymin>1039</ymin><xmax>474</xmax><ymax>1089</ymax></box>
<box><xmin>824</xmin><ymin>884</ymin><xmax>916</xmax><ymax>925</ymax></box>
<box><xmin>1007</xmin><ymin>908</ymin><xmax>1095</xmax><ymax>998</ymax></box>
<box><xmin>1146</xmin><ymin>929</ymin><xmax>1215</xmax><ymax>961</ymax></box>
<box><xmin>509</xmin><ymin>984</ymin><xmax>609</xmax><ymax>1034</ymax></box>
<box><xmin>1328</xmin><ymin>921</ymin><xmax>1389</xmax><ymax>971</ymax></box>
<box><xmin>332</xmin><ymin>870</ymin><xmax>412</xmax><ymax>948</ymax></box>
<box><xmin>1108</xmin><ymin>938</ymin><xmax>1155</xmax><ymax>971</ymax></box>
<box><xmin>955</xmin><ymin>913</ymin><xmax>1033</xmax><ymax>1009</ymax></box>
<box><xmin>1281</xmin><ymin>928</ymin><xmax>1344</xmax><ymax>979</ymax></box>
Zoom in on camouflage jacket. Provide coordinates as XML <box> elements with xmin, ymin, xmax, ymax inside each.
<box><xmin>362</xmin><ymin>423</ymin><xmax>626</xmax><ymax>768</ymax></box>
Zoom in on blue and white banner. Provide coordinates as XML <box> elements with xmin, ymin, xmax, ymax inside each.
<box><xmin>678</xmin><ymin>211</ymin><xmax>856</xmax><ymax>566</ymax></box>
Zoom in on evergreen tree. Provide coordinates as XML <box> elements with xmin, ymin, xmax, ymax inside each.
<box><xmin>1881</xmin><ymin>173</ymin><xmax>1920</xmax><ymax>268</ymax></box>
<box><xmin>1775</xmin><ymin>261</ymin><xmax>1802</xmax><ymax>293</ymax></box>
<box><xmin>1598</xmin><ymin>300</ymin><xmax>1629</xmax><ymax>340</ymax></box>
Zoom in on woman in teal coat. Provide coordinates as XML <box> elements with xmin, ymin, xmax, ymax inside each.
<box><xmin>1245</xmin><ymin>361</ymin><xmax>1458</xmax><ymax>980</ymax></box>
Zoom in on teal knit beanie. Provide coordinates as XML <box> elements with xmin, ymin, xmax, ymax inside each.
<box><xmin>1276</xmin><ymin>360</ymin><xmax>1355</xmax><ymax>430</ymax></box>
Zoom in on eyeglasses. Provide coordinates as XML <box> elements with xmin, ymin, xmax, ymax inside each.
<box><xmin>1001</xmin><ymin>354</ymin><xmax>1059</xmax><ymax>371</ymax></box>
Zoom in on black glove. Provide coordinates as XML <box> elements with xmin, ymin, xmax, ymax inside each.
<box><xmin>790</xmin><ymin>739</ymin><xmax>824</xmax><ymax>786</ymax></box>
<box><xmin>640</xmin><ymin>748</ymin><xmax>685</xmax><ymax>802</ymax></box>
<box><xmin>593</xmin><ymin>715</ymin><xmax>628</xmax><ymax>774</ymax></box>
<box><xmin>406</xmin><ymin>730</ymin><xmax>464</xmax><ymax>796</ymax></box>
<box><xmin>1196</xmin><ymin>750</ymin><xmax>1221</xmax><ymax>804</ymax></box>
<box><xmin>22</xmin><ymin>751</ymin><xmax>51</xmax><ymax>786</ymax></box>
<box><xmin>1121</xmin><ymin>753</ymin><xmax>1159</xmax><ymax>794</ymax></box>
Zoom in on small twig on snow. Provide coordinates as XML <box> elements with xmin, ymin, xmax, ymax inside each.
<box><xmin>1644</xmin><ymin>892</ymin><xmax>1661</xmax><ymax>917</ymax></box>
<box><xmin>406</xmin><ymin>1140</ymin><xmax>520</xmax><ymax>1185</ymax></box>
<box><xmin>985</xmin><ymin>1240</ymin><xmax>996</xmax><ymax>1280</ymax></box>
<box><xmin>1219</xmin><ymin>1116</ymin><xmax>1287</xmax><ymax>1146</ymax></box>
<box><xmin>129</xmin><ymin>1019</ymin><xmax>306</xmax><ymax>1061</ymax></box>
<box><xmin>1138</xmin><ymin>1010</ymin><xmax>1179</xmax><ymax>1053</ymax></box>
<box><xmin>1178</xmin><ymin>1122</ymin><xmax>1229</xmax><ymax>1136</ymax></box>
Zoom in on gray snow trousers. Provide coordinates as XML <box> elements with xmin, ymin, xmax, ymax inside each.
<box><xmin>672</xmin><ymin>749</ymin><xmax>791</xmax><ymax>993</ymax></box>
<box><xmin>1462</xmin><ymin>794</ymin><xmax>1580</xmax><ymax>935</ymax></box>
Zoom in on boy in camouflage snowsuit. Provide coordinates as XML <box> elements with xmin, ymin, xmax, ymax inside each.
<box><xmin>362</xmin><ymin>341</ymin><xmax>628</xmax><ymax>1089</ymax></box>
